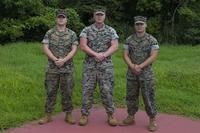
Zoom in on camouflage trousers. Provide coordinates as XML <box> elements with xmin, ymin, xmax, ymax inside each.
<box><xmin>126</xmin><ymin>77</ymin><xmax>157</xmax><ymax>118</ymax></box>
<box><xmin>44</xmin><ymin>72</ymin><xmax>74</xmax><ymax>113</ymax></box>
<box><xmin>81</xmin><ymin>67</ymin><xmax>115</xmax><ymax>116</ymax></box>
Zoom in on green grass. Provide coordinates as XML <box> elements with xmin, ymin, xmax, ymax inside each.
<box><xmin>0</xmin><ymin>42</ymin><xmax>200</xmax><ymax>130</ymax></box>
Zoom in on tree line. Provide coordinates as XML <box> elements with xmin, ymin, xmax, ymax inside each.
<box><xmin>0</xmin><ymin>0</ymin><xmax>199</xmax><ymax>45</ymax></box>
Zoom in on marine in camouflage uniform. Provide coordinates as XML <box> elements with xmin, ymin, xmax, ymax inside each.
<box><xmin>79</xmin><ymin>9</ymin><xmax>119</xmax><ymax>126</ymax></box>
<box><xmin>43</xmin><ymin>27</ymin><xmax>78</xmax><ymax>114</ymax></box>
<box><xmin>122</xmin><ymin>16</ymin><xmax>159</xmax><ymax>131</ymax></box>
<box><xmin>39</xmin><ymin>9</ymin><xmax>78</xmax><ymax>125</ymax></box>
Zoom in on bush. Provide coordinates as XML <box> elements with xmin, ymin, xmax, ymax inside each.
<box><xmin>176</xmin><ymin>7</ymin><xmax>200</xmax><ymax>45</ymax></box>
<box><xmin>66</xmin><ymin>8</ymin><xmax>85</xmax><ymax>34</ymax></box>
<box><xmin>0</xmin><ymin>19</ymin><xmax>24</xmax><ymax>44</ymax></box>
<box><xmin>23</xmin><ymin>8</ymin><xmax>84</xmax><ymax>42</ymax></box>
<box><xmin>106</xmin><ymin>19</ymin><xmax>133</xmax><ymax>42</ymax></box>
<box><xmin>147</xmin><ymin>16</ymin><xmax>160</xmax><ymax>38</ymax></box>
<box><xmin>0</xmin><ymin>8</ymin><xmax>84</xmax><ymax>44</ymax></box>
<box><xmin>22</xmin><ymin>7</ymin><xmax>56</xmax><ymax>42</ymax></box>
<box><xmin>183</xmin><ymin>25</ymin><xmax>200</xmax><ymax>45</ymax></box>
<box><xmin>0</xmin><ymin>0</ymin><xmax>44</xmax><ymax>19</ymax></box>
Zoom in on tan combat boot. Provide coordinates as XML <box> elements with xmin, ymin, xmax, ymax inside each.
<box><xmin>107</xmin><ymin>113</ymin><xmax>118</xmax><ymax>126</ymax></box>
<box><xmin>121</xmin><ymin>115</ymin><xmax>135</xmax><ymax>126</ymax></box>
<box><xmin>79</xmin><ymin>115</ymin><xmax>88</xmax><ymax>126</ymax></box>
<box><xmin>38</xmin><ymin>113</ymin><xmax>52</xmax><ymax>125</ymax></box>
<box><xmin>65</xmin><ymin>112</ymin><xmax>76</xmax><ymax>124</ymax></box>
<box><xmin>148</xmin><ymin>118</ymin><xmax>157</xmax><ymax>132</ymax></box>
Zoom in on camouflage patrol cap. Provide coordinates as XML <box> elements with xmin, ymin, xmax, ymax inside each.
<box><xmin>56</xmin><ymin>9</ymin><xmax>67</xmax><ymax>17</ymax></box>
<box><xmin>94</xmin><ymin>8</ymin><xmax>106</xmax><ymax>15</ymax></box>
<box><xmin>134</xmin><ymin>16</ymin><xmax>147</xmax><ymax>23</ymax></box>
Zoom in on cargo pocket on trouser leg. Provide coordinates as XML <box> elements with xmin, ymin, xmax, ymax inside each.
<box><xmin>44</xmin><ymin>72</ymin><xmax>60</xmax><ymax>113</ymax></box>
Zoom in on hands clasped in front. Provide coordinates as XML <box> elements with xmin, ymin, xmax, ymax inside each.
<box><xmin>130</xmin><ymin>64</ymin><xmax>142</xmax><ymax>75</ymax></box>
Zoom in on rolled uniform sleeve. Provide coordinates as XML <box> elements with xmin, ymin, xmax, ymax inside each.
<box><xmin>151</xmin><ymin>45</ymin><xmax>159</xmax><ymax>50</ymax></box>
<box><xmin>79</xmin><ymin>28</ymin><xmax>88</xmax><ymax>38</ymax></box>
<box><xmin>150</xmin><ymin>37</ymin><xmax>159</xmax><ymax>51</ymax></box>
<box><xmin>110</xmin><ymin>28</ymin><xmax>119</xmax><ymax>40</ymax></box>
<box><xmin>123</xmin><ymin>44</ymin><xmax>129</xmax><ymax>50</ymax></box>
<box><xmin>42</xmin><ymin>31</ymin><xmax>50</xmax><ymax>45</ymax></box>
<box><xmin>123</xmin><ymin>38</ymin><xmax>129</xmax><ymax>50</ymax></box>
<box><xmin>72</xmin><ymin>32</ymin><xmax>79</xmax><ymax>46</ymax></box>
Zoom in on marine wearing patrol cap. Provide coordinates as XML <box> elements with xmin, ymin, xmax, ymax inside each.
<box><xmin>134</xmin><ymin>16</ymin><xmax>147</xmax><ymax>24</ymax></box>
<box><xmin>56</xmin><ymin>9</ymin><xmax>67</xmax><ymax>17</ymax></box>
<box><xmin>94</xmin><ymin>8</ymin><xmax>106</xmax><ymax>15</ymax></box>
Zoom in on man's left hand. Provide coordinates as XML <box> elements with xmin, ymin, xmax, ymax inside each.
<box><xmin>55</xmin><ymin>58</ymin><xmax>66</xmax><ymax>67</ymax></box>
<box><xmin>134</xmin><ymin>65</ymin><xmax>142</xmax><ymax>75</ymax></box>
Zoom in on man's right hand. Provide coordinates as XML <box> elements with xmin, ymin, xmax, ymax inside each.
<box><xmin>95</xmin><ymin>53</ymin><xmax>105</xmax><ymax>62</ymax></box>
<box><xmin>54</xmin><ymin>58</ymin><xmax>66</xmax><ymax>68</ymax></box>
<box><xmin>134</xmin><ymin>64</ymin><xmax>142</xmax><ymax>75</ymax></box>
<box><xmin>130</xmin><ymin>63</ymin><xmax>141</xmax><ymax>75</ymax></box>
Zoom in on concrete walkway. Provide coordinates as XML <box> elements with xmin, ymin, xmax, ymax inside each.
<box><xmin>6</xmin><ymin>108</ymin><xmax>200</xmax><ymax>133</ymax></box>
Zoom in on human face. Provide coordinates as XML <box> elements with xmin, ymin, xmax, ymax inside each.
<box><xmin>56</xmin><ymin>15</ymin><xmax>67</xmax><ymax>26</ymax></box>
<box><xmin>94</xmin><ymin>12</ymin><xmax>105</xmax><ymax>24</ymax></box>
<box><xmin>134</xmin><ymin>22</ymin><xmax>146</xmax><ymax>33</ymax></box>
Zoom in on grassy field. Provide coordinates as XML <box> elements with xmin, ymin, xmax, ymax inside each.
<box><xmin>0</xmin><ymin>42</ymin><xmax>200</xmax><ymax>130</ymax></box>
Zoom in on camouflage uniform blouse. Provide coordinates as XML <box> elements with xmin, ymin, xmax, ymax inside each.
<box><xmin>42</xmin><ymin>27</ymin><xmax>78</xmax><ymax>73</ymax></box>
<box><xmin>124</xmin><ymin>33</ymin><xmax>159</xmax><ymax>80</ymax></box>
<box><xmin>80</xmin><ymin>24</ymin><xmax>119</xmax><ymax>69</ymax></box>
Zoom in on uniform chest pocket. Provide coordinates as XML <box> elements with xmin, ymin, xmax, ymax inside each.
<box><xmin>62</xmin><ymin>36</ymin><xmax>72</xmax><ymax>46</ymax></box>
<box><xmin>62</xmin><ymin>42</ymin><xmax>72</xmax><ymax>50</ymax></box>
<box><xmin>141</xmin><ymin>45</ymin><xmax>151</xmax><ymax>52</ymax></box>
<box><xmin>87</xmin><ymin>33</ymin><xmax>97</xmax><ymax>42</ymax></box>
<box><xmin>102</xmin><ymin>33</ymin><xmax>111</xmax><ymax>42</ymax></box>
<box><xmin>129</xmin><ymin>45</ymin><xmax>139</xmax><ymax>52</ymax></box>
<box><xmin>49</xmin><ymin>39</ymin><xmax>58</xmax><ymax>46</ymax></box>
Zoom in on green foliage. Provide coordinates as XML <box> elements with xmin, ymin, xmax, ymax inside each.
<box><xmin>22</xmin><ymin>7</ymin><xmax>56</xmax><ymax>41</ymax></box>
<box><xmin>178</xmin><ymin>6</ymin><xmax>198</xmax><ymax>23</ymax></box>
<box><xmin>66</xmin><ymin>8</ymin><xmax>85</xmax><ymax>33</ymax></box>
<box><xmin>176</xmin><ymin>4</ymin><xmax>200</xmax><ymax>44</ymax></box>
<box><xmin>147</xmin><ymin>17</ymin><xmax>160</xmax><ymax>37</ymax></box>
<box><xmin>160</xmin><ymin>0</ymin><xmax>200</xmax><ymax>44</ymax></box>
<box><xmin>23</xmin><ymin>7</ymin><xmax>84</xmax><ymax>42</ymax></box>
<box><xmin>0</xmin><ymin>7</ymin><xmax>84</xmax><ymax>43</ymax></box>
<box><xmin>106</xmin><ymin>20</ymin><xmax>133</xmax><ymax>41</ymax></box>
<box><xmin>42</xmin><ymin>0</ymin><xmax>59</xmax><ymax>7</ymax></box>
<box><xmin>0</xmin><ymin>0</ymin><xmax>44</xmax><ymax>19</ymax></box>
<box><xmin>137</xmin><ymin>0</ymin><xmax>161</xmax><ymax>13</ymax></box>
<box><xmin>0</xmin><ymin>19</ymin><xmax>24</xmax><ymax>43</ymax></box>
<box><xmin>184</xmin><ymin>23</ymin><xmax>200</xmax><ymax>45</ymax></box>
